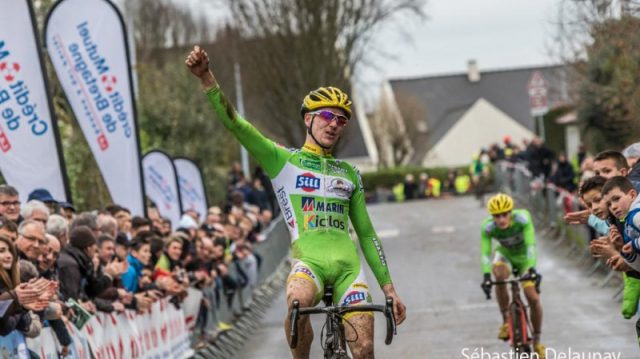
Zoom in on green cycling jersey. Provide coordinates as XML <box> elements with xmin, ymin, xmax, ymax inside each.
<box><xmin>480</xmin><ymin>208</ymin><xmax>537</xmax><ymax>275</ymax></box>
<box><xmin>205</xmin><ymin>87</ymin><xmax>392</xmax><ymax>295</ymax></box>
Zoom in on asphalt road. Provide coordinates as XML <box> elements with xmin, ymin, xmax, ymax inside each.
<box><xmin>238</xmin><ymin>196</ymin><xmax>638</xmax><ymax>358</ymax></box>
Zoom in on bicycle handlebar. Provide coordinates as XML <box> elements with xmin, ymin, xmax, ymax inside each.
<box><xmin>481</xmin><ymin>274</ymin><xmax>542</xmax><ymax>300</ymax></box>
<box><xmin>289</xmin><ymin>297</ymin><xmax>397</xmax><ymax>349</ymax></box>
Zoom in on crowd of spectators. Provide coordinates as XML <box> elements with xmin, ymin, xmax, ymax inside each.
<box><xmin>0</xmin><ymin>164</ymin><xmax>274</xmax><ymax>353</ymax></box>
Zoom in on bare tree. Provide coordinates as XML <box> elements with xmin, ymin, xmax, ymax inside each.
<box><xmin>552</xmin><ymin>0</ymin><xmax>640</xmax><ymax>151</ymax></box>
<box><xmin>221</xmin><ymin>0</ymin><xmax>426</xmax><ymax>146</ymax></box>
<box><xmin>370</xmin><ymin>85</ymin><xmax>420</xmax><ymax>167</ymax></box>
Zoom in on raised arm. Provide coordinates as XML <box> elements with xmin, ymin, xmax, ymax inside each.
<box><xmin>185</xmin><ymin>46</ymin><xmax>288</xmax><ymax>178</ymax></box>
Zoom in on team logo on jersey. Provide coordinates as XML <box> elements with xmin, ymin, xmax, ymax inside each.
<box><xmin>327</xmin><ymin>178</ymin><xmax>354</xmax><ymax>198</ymax></box>
<box><xmin>342</xmin><ymin>291</ymin><xmax>367</xmax><ymax>306</ymax></box>
<box><xmin>301</xmin><ymin>159</ymin><xmax>321</xmax><ymax>171</ymax></box>
<box><xmin>296</xmin><ymin>173</ymin><xmax>320</xmax><ymax>192</ymax></box>
<box><xmin>303</xmin><ymin>214</ymin><xmax>317</xmax><ymax>230</ymax></box>
<box><xmin>302</xmin><ymin>197</ymin><xmax>315</xmax><ymax>212</ymax></box>
<box><xmin>301</xmin><ymin>197</ymin><xmax>345</xmax><ymax>214</ymax></box>
<box><xmin>328</xmin><ymin>163</ymin><xmax>348</xmax><ymax>176</ymax></box>
<box><xmin>303</xmin><ymin>214</ymin><xmax>345</xmax><ymax>231</ymax></box>
<box><xmin>277</xmin><ymin>186</ymin><xmax>296</xmax><ymax>228</ymax></box>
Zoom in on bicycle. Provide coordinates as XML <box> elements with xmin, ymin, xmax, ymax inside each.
<box><xmin>289</xmin><ymin>285</ymin><xmax>397</xmax><ymax>359</ymax></box>
<box><xmin>482</xmin><ymin>270</ymin><xmax>541</xmax><ymax>357</ymax></box>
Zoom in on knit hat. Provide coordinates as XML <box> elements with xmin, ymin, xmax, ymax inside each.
<box><xmin>69</xmin><ymin>226</ymin><xmax>97</xmax><ymax>249</ymax></box>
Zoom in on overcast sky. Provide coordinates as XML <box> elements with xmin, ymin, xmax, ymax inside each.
<box><xmin>152</xmin><ymin>0</ymin><xmax>564</xmax><ymax>103</ymax></box>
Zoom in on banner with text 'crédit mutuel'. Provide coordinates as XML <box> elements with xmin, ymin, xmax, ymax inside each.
<box><xmin>174</xmin><ymin>158</ymin><xmax>208</xmax><ymax>223</ymax></box>
<box><xmin>45</xmin><ymin>0</ymin><xmax>145</xmax><ymax>215</ymax></box>
<box><xmin>0</xmin><ymin>0</ymin><xmax>70</xmax><ymax>203</ymax></box>
<box><xmin>143</xmin><ymin>151</ymin><xmax>182</xmax><ymax>230</ymax></box>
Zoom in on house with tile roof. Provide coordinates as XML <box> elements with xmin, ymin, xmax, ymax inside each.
<box><xmin>381</xmin><ymin>62</ymin><xmax>572</xmax><ymax>167</ymax></box>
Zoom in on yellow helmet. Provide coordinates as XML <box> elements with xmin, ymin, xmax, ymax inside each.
<box><xmin>487</xmin><ymin>193</ymin><xmax>514</xmax><ymax>215</ymax></box>
<box><xmin>301</xmin><ymin>86</ymin><xmax>352</xmax><ymax>119</ymax></box>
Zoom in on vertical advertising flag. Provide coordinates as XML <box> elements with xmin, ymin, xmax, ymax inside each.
<box><xmin>45</xmin><ymin>0</ymin><xmax>145</xmax><ymax>215</ymax></box>
<box><xmin>0</xmin><ymin>0</ymin><xmax>70</xmax><ymax>203</ymax></box>
<box><xmin>174</xmin><ymin>158</ymin><xmax>208</xmax><ymax>223</ymax></box>
<box><xmin>142</xmin><ymin>151</ymin><xmax>182</xmax><ymax>230</ymax></box>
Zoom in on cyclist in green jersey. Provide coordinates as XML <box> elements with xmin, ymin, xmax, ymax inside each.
<box><xmin>481</xmin><ymin>193</ymin><xmax>545</xmax><ymax>358</ymax></box>
<box><xmin>186</xmin><ymin>46</ymin><xmax>406</xmax><ymax>359</ymax></box>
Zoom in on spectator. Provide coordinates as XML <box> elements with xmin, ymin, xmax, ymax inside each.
<box><xmin>403</xmin><ymin>174</ymin><xmax>417</xmax><ymax>200</ymax></box>
<box><xmin>0</xmin><ymin>235</ymin><xmax>35</xmax><ymax>336</ymax></box>
<box><xmin>121</xmin><ymin>235</ymin><xmax>152</xmax><ymax>293</ymax></box>
<box><xmin>228</xmin><ymin>162</ymin><xmax>244</xmax><ymax>188</ymax></box>
<box><xmin>27</xmin><ymin>189</ymin><xmax>58</xmax><ymax>215</ymax></box>
<box><xmin>38</xmin><ymin>234</ymin><xmax>60</xmax><ymax>278</ymax></box>
<box><xmin>147</xmin><ymin>205</ymin><xmax>164</xmax><ymax>232</ymax></box>
<box><xmin>70</xmin><ymin>212</ymin><xmax>98</xmax><ymax>235</ymax></box>
<box><xmin>107</xmin><ymin>205</ymin><xmax>132</xmax><ymax>238</ymax></box>
<box><xmin>46</xmin><ymin>214</ymin><xmax>69</xmax><ymax>247</ymax></box>
<box><xmin>160</xmin><ymin>217</ymin><xmax>172</xmax><ymax>237</ymax></box>
<box><xmin>97</xmin><ymin>234</ymin><xmax>115</xmax><ymax>266</ymax></box>
<box><xmin>131</xmin><ymin>216</ymin><xmax>151</xmax><ymax>238</ymax></box>
<box><xmin>623</xmin><ymin>142</ymin><xmax>640</xmax><ymax>182</ymax></box>
<box><xmin>155</xmin><ymin>236</ymin><xmax>183</xmax><ymax>278</ymax></box>
<box><xmin>527</xmin><ymin>137</ymin><xmax>555</xmax><ymax>179</ymax></box>
<box><xmin>15</xmin><ymin>220</ymin><xmax>47</xmax><ymax>262</ymax></box>
<box><xmin>551</xmin><ymin>153</ymin><xmax>576</xmax><ymax>192</ymax></box>
<box><xmin>20</xmin><ymin>200</ymin><xmax>49</xmax><ymax>226</ymax></box>
<box><xmin>114</xmin><ymin>233</ymin><xmax>130</xmax><ymax>261</ymax></box>
<box><xmin>59</xmin><ymin>202</ymin><xmax>76</xmax><ymax>222</ymax></box>
<box><xmin>97</xmin><ymin>213</ymin><xmax>118</xmax><ymax>238</ymax></box>
<box><xmin>248</xmin><ymin>178</ymin><xmax>270</xmax><ymax>210</ymax></box>
<box><xmin>0</xmin><ymin>185</ymin><xmax>21</xmax><ymax>224</ymax></box>
<box><xmin>57</xmin><ymin>226</ymin><xmax>108</xmax><ymax>308</ymax></box>
<box><xmin>0</xmin><ymin>215</ymin><xmax>18</xmax><ymax>242</ymax></box>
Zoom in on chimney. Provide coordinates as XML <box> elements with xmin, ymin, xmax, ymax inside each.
<box><xmin>467</xmin><ymin>59</ymin><xmax>480</xmax><ymax>83</ymax></box>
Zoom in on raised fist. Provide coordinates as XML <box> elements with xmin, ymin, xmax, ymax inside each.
<box><xmin>185</xmin><ymin>45</ymin><xmax>210</xmax><ymax>79</ymax></box>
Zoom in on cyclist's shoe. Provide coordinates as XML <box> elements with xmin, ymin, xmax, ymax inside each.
<box><xmin>534</xmin><ymin>343</ymin><xmax>546</xmax><ymax>359</ymax></box>
<box><xmin>498</xmin><ymin>323</ymin><xmax>509</xmax><ymax>341</ymax></box>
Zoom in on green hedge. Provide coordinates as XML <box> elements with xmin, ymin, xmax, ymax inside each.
<box><xmin>361</xmin><ymin>166</ymin><xmax>469</xmax><ymax>191</ymax></box>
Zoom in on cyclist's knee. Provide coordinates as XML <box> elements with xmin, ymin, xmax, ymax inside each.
<box><xmin>492</xmin><ymin>263</ymin><xmax>509</xmax><ymax>280</ymax></box>
<box><xmin>286</xmin><ymin>278</ymin><xmax>316</xmax><ymax>308</ymax></box>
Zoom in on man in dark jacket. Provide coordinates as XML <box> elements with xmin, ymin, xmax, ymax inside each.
<box><xmin>57</xmin><ymin>226</ymin><xmax>110</xmax><ymax>309</ymax></box>
<box><xmin>527</xmin><ymin>137</ymin><xmax>555</xmax><ymax>179</ymax></box>
<box><xmin>550</xmin><ymin>153</ymin><xmax>576</xmax><ymax>192</ymax></box>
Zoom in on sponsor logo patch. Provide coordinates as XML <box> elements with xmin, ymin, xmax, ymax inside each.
<box><xmin>296</xmin><ymin>172</ymin><xmax>320</xmax><ymax>192</ymax></box>
<box><xmin>301</xmin><ymin>159</ymin><xmax>321</xmax><ymax>171</ymax></box>
<box><xmin>328</xmin><ymin>162</ymin><xmax>348</xmax><ymax>176</ymax></box>
<box><xmin>277</xmin><ymin>186</ymin><xmax>296</xmax><ymax>228</ymax></box>
<box><xmin>301</xmin><ymin>197</ymin><xmax>344</xmax><ymax>214</ymax></box>
<box><xmin>343</xmin><ymin>291</ymin><xmax>367</xmax><ymax>306</ymax></box>
<box><xmin>327</xmin><ymin>178</ymin><xmax>354</xmax><ymax>198</ymax></box>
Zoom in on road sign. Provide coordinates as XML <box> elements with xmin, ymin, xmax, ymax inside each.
<box><xmin>527</xmin><ymin>71</ymin><xmax>548</xmax><ymax>117</ymax></box>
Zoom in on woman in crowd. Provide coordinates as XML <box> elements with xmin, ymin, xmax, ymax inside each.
<box><xmin>0</xmin><ymin>235</ymin><xmax>40</xmax><ymax>337</ymax></box>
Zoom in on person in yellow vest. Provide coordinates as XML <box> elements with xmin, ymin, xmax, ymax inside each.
<box><xmin>392</xmin><ymin>182</ymin><xmax>405</xmax><ymax>202</ymax></box>
<box><xmin>455</xmin><ymin>170</ymin><xmax>471</xmax><ymax>194</ymax></box>
<box><xmin>427</xmin><ymin>177</ymin><xmax>441</xmax><ymax>198</ymax></box>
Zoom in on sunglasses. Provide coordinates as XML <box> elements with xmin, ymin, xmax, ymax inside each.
<box><xmin>311</xmin><ymin>110</ymin><xmax>349</xmax><ymax>127</ymax></box>
<box><xmin>492</xmin><ymin>211</ymin><xmax>511</xmax><ymax>219</ymax></box>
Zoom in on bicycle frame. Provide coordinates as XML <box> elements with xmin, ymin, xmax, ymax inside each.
<box><xmin>486</xmin><ymin>274</ymin><xmax>540</xmax><ymax>354</ymax></box>
<box><xmin>289</xmin><ymin>287</ymin><xmax>396</xmax><ymax>358</ymax></box>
